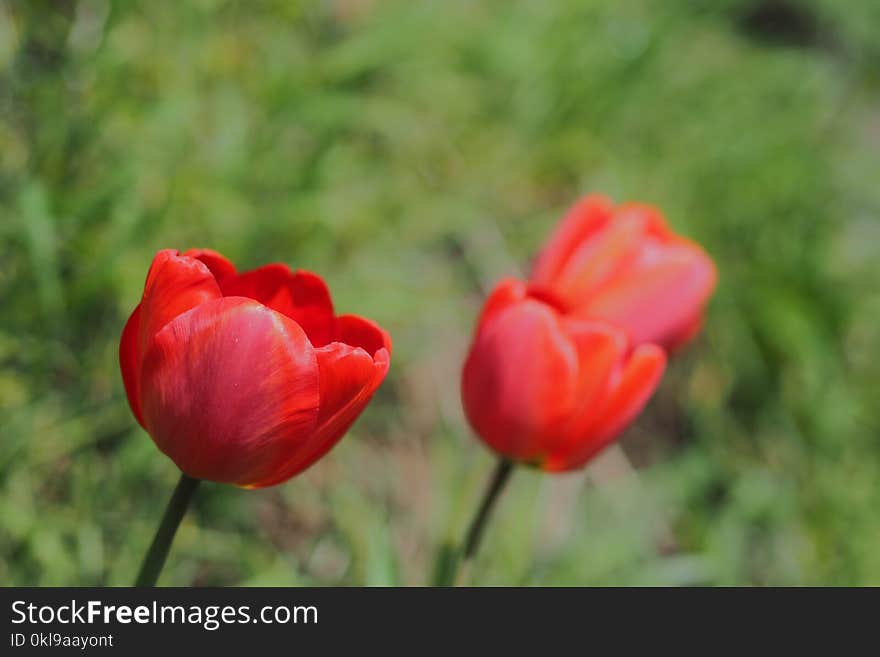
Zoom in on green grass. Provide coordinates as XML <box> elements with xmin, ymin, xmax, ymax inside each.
<box><xmin>1</xmin><ymin>0</ymin><xmax>879</xmax><ymax>585</ymax></box>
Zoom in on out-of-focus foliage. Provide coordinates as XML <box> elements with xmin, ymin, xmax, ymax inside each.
<box><xmin>1</xmin><ymin>0</ymin><xmax>879</xmax><ymax>585</ymax></box>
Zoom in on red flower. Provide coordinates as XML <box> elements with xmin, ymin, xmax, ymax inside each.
<box><xmin>119</xmin><ymin>249</ymin><xmax>391</xmax><ymax>488</ymax></box>
<box><xmin>461</xmin><ymin>278</ymin><xmax>665</xmax><ymax>471</ymax></box>
<box><xmin>530</xmin><ymin>194</ymin><xmax>717</xmax><ymax>351</ymax></box>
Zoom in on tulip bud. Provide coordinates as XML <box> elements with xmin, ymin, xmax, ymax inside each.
<box><xmin>530</xmin><ymin>195</ymin><xmax>717</xmax><ymax>351</ymax></box>
<box><xmin>120</xmin><ymin>249</ymin><xmax>391</xmax><ymax>488</ymax></box>
<box><xmin>461</xmin><ymin>278</ymin><xmax>665</xmax><ymax>471</ymax></box>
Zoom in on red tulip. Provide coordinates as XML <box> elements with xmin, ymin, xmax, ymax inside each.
<box><xmin>461</xmin><ymin>278</ymin><xmax>665</xmax><ymax>471</ymax></box>
<box><xmin>530</xmin><ymin>194</ymin><xmax>717</xmax><ymax>351</ymax></box>
<box><xmin>119</xmin><ymin>249</ymin><xmax>391</xmax><ymax>488</ymax></box>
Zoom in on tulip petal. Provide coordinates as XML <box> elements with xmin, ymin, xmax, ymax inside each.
<box><xmin>139</xmin><ymin>249</ymin><xmax>223</xmax><ymax>355</ymax></box>
<box><xmin>474</xmin><ymin>277</ymin><xmax>528</xmax><ymax>333</ymax></box>
<box><xmin>461</xmin><ymin>299</ymin><xmax>580</xmax><ymax>463</ymax></box>
<box><xmin>556</xmin><ymin>344</ymin><xmax>666</xmax><ymax>470</ymax></box>
<box><xmin>530</xmin><ymin>199</ymin><xmax>717</xmax><ymax>349</ymax></box>
<box><xmin>666</xmin><ymin>312</ymin><xmax>704</xmax><ymax>353</ymax></box>
<box><xmin>591</xmin><ymin>344</ymin><xmax>666</xmax><ymax>442</ymax></box>
<box><xmin>220</xmin><ymin>265</ymin><xmax>336</xmax><ymax>347</ymax></box>
<box><xmin>553</xmin><ymin>319</ymin><xmax>628</xmax><ymax>453</ymax></box>
<box><xmin>119</xmin><ymin>304</ymin><xmax>145</xmax><ymax>428</ymax></box>
<box><xmin>615</xmin><ymin>203</ymin><xmax>675</xmax><ymax>239</ymax></box>
<box><xmin>548</xmin><ymin>212</ymin><xmax>650</xmax><ymax>308</ymax></box>
<box><xmin>530</xmin><ymin>194</ymin><xmax>614</xmax><ymax>288</ymax></box>
<box><xmin>579</xmin><ymin>241</ymin><xmax>717</xmax><ymax>347</ymax></box>
<box><xmin>315</xmin><ymin>344</ymin><xmax>380</xmax><ymax>427</ymax></box>
<box><xmin>335</xmin><ymin>314</ymin><xmax>392</xmax><ymax>358</ymax></box>
<box><xmin>182</xmin><ymin>248</ymin><xmax>237</xmax><ymax>282</ymax></box>
<box><xmin>139</xmin><ymin>297</ymin><xmax>321</xmax><ymax>486</ymax></box>
<box><xmin>252</xmin><ymin>342</ymin><xmax>390</xmax><ymax>487</ymax></box>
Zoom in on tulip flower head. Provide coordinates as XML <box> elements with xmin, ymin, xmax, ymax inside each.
<box><xmin>120</xmin><ymin>249</ymin><xmax>391</xmax><ymax>488</ymax></box>
<box><xmin>530</xmin><ymin>195</ymin><xmax>717</xmax><ymax>351</ymax></box>
<box><xmin>461</xmin><ymin>278</ymin><xmax>665</xmax><ymax>471</ymax></box>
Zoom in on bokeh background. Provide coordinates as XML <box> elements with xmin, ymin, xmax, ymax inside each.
<box><xmin>2</xmin><ymin>0</ymin><xmax>880</xmax><ymax>586</ymax></box>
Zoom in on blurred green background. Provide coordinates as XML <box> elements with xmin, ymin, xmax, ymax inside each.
<box><xmin>2</xmin><ymin>0</ymin><xmax>879</xmax><ymax>586</ymax></box>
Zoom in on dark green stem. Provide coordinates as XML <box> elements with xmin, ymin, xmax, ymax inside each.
<box><xmin>454</xmin><ymin>458</ymin><xmax>515</xmax><ymax>585</ymax></box>
<box><xmin>134</xmin><ymin>473</ymin><xmax>200</xmax><ymax>587</ymax></box>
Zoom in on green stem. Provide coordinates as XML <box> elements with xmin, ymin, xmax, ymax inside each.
<box><xmin>453</xmin><ymin>458</ymin><xmax>515</xmax><ymax>585</ymax></box>
<box><xmin>134</xmin><ymin>473</ymin><xmax>200</xmax><ymax>587</ymax></box>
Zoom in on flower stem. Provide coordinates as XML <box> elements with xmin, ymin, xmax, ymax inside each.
<box><xmin>453</xmin><ymin>457</ymin><xmax>515</xmax><ymax>585</ymax></box>
<box><xmin>135</xmin><ymin>473</ymin><xmax>200</xmax><ymax>587</ymax></box>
